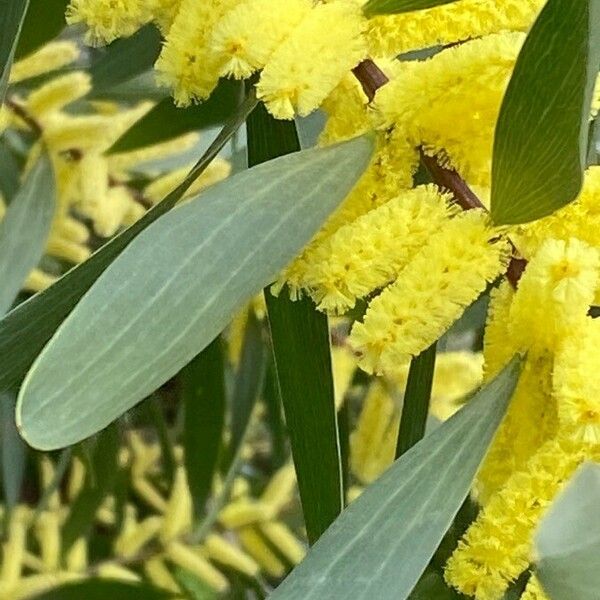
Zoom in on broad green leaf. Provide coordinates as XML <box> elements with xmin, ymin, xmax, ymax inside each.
<box><xmin>271</xmin><ymin>357</ymin><xmax>522</xmax><ymax>600</ymax></box>
<box><xmin>17</xmin><ymin>135</ymin><xmax>373</xmax><ymax>450</ymax></box>
<box><xmin>89</xmin><ymin>24</ymin><xmax>162</xmax><ymax>94</ymax></box>
<box><xmin>0</xmin><ymin>392</ymin><xmax>26</xmax><ymax>508</ymax></box>
<box><xmin>182</xmin><ymin>337</ymin><xmax>227</xmax><ymax>517</ymax></box>
<box><xmin>363</xmin><ymin>0</ymin><xmax>456</xmax><ymax>18</ymax></box>
<box><xmin>29</xmin><ymin>579</ymin><xmax>174</xmax><ymax>600</ymax></box>
<box><xmin>396</xmin><ymin>342</ymin><xmax>437</xmax><ymax>458</ymax></box>
<box><xmin>535</xmin><ymin>462</ymin><xmax>600</xmax><ymax>600</ymax></box>
<box><xmin>109</xmin><ymin>80</ymin><xmax>242</xmax><ymax>154</ymax></box>
<box><xmin>0</xmin><ymin>94</ymin><xmax>257</xmax><ymax>393</ymax></box>
<box><xmin>247</xmin><ymin>103</ymin><xmax>343</xmax><ymax>544</ymax></box>
<box><xmin>14</xmin><ymin>0</ymin><xmax>67</xmax><ymax>59</ymax></box>
<box><xmin>60</xmin><ymin>425</ymin><xmax>119</xmax><ymax>553</ymax></box>
<box><xmin>91</xmin><ymin>70</ymin><xmax>168</xmax><ymax>102</ymax></box>
<box><xmin>0</xmin><ymin>155</ymin><xmax>55</xmax><ymax>315</ymax></box>
<box><xmin>0</xmin><ymin>0</ymin><xmax>30</xmax><ymax>104</ymax></box>
<box><xmin>491</xmin><ymin>0</ymin><xmax>600</xmax><ymax>225</ymax></box>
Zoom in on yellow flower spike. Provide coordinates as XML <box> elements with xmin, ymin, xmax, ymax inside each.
<box><xmin>155</xmin><ymin>0</ymin><xmax>238</xmax><ymax>106</ymax></box>
<box><xmin>129</xmin><ymin>431</ymin><xmax>162</xmax><ymax>476</ymax></box>
<box><xmin>237</xmin><ymin>526</ymin><xmax>286</xmax><ymax>578</ymax></box>
<box><xmin>96</xmin><ymin>497</ymin><xmax>117</xmax><ymax>527</ymax></box>
<box><xmin>257</xmin><ymin>0</ymin><xmax>367</xmax><ymax>119</ymax></box>
<box><xmin>39</xmin><ymin>455</ymin><xmax>61</xmax><ymax>510</ymax></box>
<box><xmin>107</xmin><ymin>132</ymin><xmax>200</xmax><ymax>172</ymax></box>
<box><xmin>143</xmin><ymin>157</ymin><xmax>231</xmax><ymax>205</ymax></box>
<box><xmin>260</xmin><ymin>464</ymin><xmax>296</xmax><ymax>512</ymax></box>
<box><xmin>22</xmin><ymin>551</ymin><xmax>46</xmax><ymax>573</ymax></box>
<box><xmin>508</xmin><ymin>238</ymin><xmax>599</xmax><ymax>355</ymax></box>
<box><xmin>445</xmin><ymin>437</ymin><xmax>600</xmax><ymax>600</ymax></box>
<box><xmin>350</xmin><ymin>211</ymin><xmax>509</xmax><ymax>375</ymax></box>
<box><xmin>150</xmin><ymin>0</ymin><xmax>183</xmax><ymax>33</ymax></box>
<box><xmin>78</xmin><ymin>152</ymin><xmax>109</xmax><ymax>209</ymax></box>
<box><xmin>210</xmin><ymin>0</ymin><xmax>311</xmax><ymax>80</ymax></box>
<box><xmin>34</xmin><ymin>511</ymin><xmax>61</xmax><ymax>572</ymax></box>
<box><xmin>24</xmin><ymin>269</ymin><xmax>58</xmax><ymax>294</ymax></box>
<box><xmin>297</xmin><ymin>185</ymin><xmax>454</xmax><ymax>314</ymax></box>
<box><xmin>85</xmin><ymin>185</ymin><xmax>136</xmax><ymax>239</ymax></box>
<box><xmin>332</xmin><ymin>346</ymin><xmax>357</xmax><ymax>410</ymax></box>
<box><xmin>218</xmin><ymin>500</ymin><xmax>276</xmax><ymax>529</ymax></box>
<box><xmin>96</xmin><ymin>563</ymin><xmax>141</xmax><ymax>583</ymax></box>
<box><xmin>9</xmin><ymin>41</ymin><xmax>80</xmax><ymax>84</ymax></box>
<box><xmin>520</xmin><ymin>575</ymin><xmax>550</xmax><ymax>600</ymax></box>
<box><xmin>365</xmin><ymin>0</ymin><xmax>543</xmax><ymax>58</ymax></box>
<box><xmin>1</xmin><ymin>507</ymin><xmax>29</xmax><ymax>586</ymax></box>
<box><xmin>26</xmin><ymin>72</ymin><xmax>92</xmax><ymax>120</ymax></box>
<box><xmin>204</xmin><ymin>533</ymin><xmax>260</xmax><ymax>577</ymax></box>
<box><xmin>132</xmin><ymin>476</ymin><xmax>168</xmax><ymax>513</ymax></box>
<box><xmin>67</xmin><ymin>455</ymin><xmax>86</xmax><ymax>501</ymax></box>
<box><xmin>9</xmin><ymin>572</ymin><xmax>81</xmax><ymax>600</ymax></box>
<box><xmin>55</xmin><ymin>217</ymin><xmax>90</xmax><ymax>245</ymax></box>
<box><xmin>258</xmin><ymin>522</ymin><xmax>306</xmax><ymax>565</ymax></box>
<box><xmin>66</xmin><ymin>0</ymin><xmax>152</xmax><ymax>45</ymax></box>
<box><xmin>161</xmin><ymin>467</ymin><xmax>193</xmax><ymax>542</ymax></box>
<box><xmin>144</xmin><ymin>557</ymin><xmax>181</xmax><ymax>594</ymax></box>
<box><xmin>43</xmin><ymin>114</ymin><xmax>118</xmax><ymax>153</ymax></box>
<box><xmin>166</xmin><ymin>541</ymin><xmax>229</xmax><ymax>593</ymax></box>
<box><xmin>45</xmin><ymin>234</ymin><xmax>92</xmax><ymax>264</ymax></box>
<box><xmin>553</xmin><ymin>318</ymin><xmax>600</xmax><ymax>444</ymax></box>
<box><xmin>116</xmin><ymin>516</ymin><xmax>163</xmax><ymax>558</ymax></box>
<box><xmin>347</xmin><ymin>486</ymin><xmax>363</xmax><ymax>503</ymax></box>
<box><xmin>65</xmin><ymin>538</ymin><xmax>88</xmax><ymax>572</ymax></box>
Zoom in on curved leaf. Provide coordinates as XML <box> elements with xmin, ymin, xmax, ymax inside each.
<box><xmin>17</xmin><ymin>136</ymin><xmax>373</xmax><ymax>450</ymax></box>
<box><xmin>270</xmin><ymin>357</ymin><xmax>521</xmax><ymax>600</ymax></box>
<box><xmin>0</xmin><ymin>0</ymin><xmax>30</xmax><ymax>103</ymax></box>
<box><xmin>491</xmin><ymin>0</ymin><xmax>600</xmax><ymax>225</ymax></box>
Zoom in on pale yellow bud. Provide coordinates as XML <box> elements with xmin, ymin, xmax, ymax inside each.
<box><xmin>237</xmin><ymin>527</ymin><xmax>286</xmax><ymax>578</ymax></box>
<box><xmin>258</xmin><ymin>522</ymin><xmax>305</xmax><ymax>565</ymax></box>
<box><xmin>166</xmin><ymin>541</ymin><xmax>229</xmax><ymax>593</ymax></box>
<box><xmin>204</xmin><ymin>533</ymin><xmax>260</xmax><ymax>577</ymax></box>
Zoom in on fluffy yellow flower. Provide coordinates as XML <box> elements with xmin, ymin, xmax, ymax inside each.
<box><xmin>210</xmin><ymin>0</ymin><xmax>311</xmax><ymax>79</ymax></box>
<box><xmin>26</xmin><ymin>72</ymin><xmax>92</xmax><ymax>120</ymax></box>
<box><xmin>293</xmin><ymin>185</ymin><xmax>453</xmax><ymax>314</ymax></box>
<box><xmin>256</xmin><ymin>1</ymin><xmax>367</xmax><ymax>119</ymax></box>
<box><xmin>446</xmin><ymin>437</ymin><xmax>600</xmax><ymax>600</ymax></box>
<box><xmin>350</xmin><ymin>211</ymin><xmax>509</xmax><ymax>375</ymax></box>
<box><xmin>66</xmin><ymin>0</ymin><xmax>151</xmax><ymax>45</ymax></box>
<box><xmin>365</xmin><ymin>0</ymin><xmax>544</xmax><ymax>58</ymax></box>
<box><xmin>553</xmin><ymin>318</ymin><xmax>600</xmax><ymax>444</ymax></box>
<box><xmin>520</xmin><ymin>576</ymin><xmax>550</xmax><ymax>600</ymax></box>
<box><xmin>375</xmin><ymin>33</ymin><xmax>525</xmax><ymax>187</ymax></box>
<box><xmin>508</xmin><ymin>238</ymin><xmax>599</xmax><ymax>354</ymax></box>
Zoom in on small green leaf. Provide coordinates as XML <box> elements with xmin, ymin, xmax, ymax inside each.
<box><xmin>396</xmin><ymin>341</ymin><xmax>437</xmax><ymax>458</ymax></box>
<box><xmin>14</xmin><ymin>0</ymin><xmax>68</xmax><ymax>60</ymax></box>
<box><xmin>247</xmin><ymin>102</ymin><xmax>343</xmax><ymax>544</ymax></box>
<box><xmin>182</xmin><ymin>337</ymin><xmax>227</xmax><ymax>517</ymax></box>
<box><xmin>0</xmin><ymin>0</ymin><xmax>29</xmax><ymax>103</ymax></box>
<box><xmin>28</xmin><ymin>579</ymin><xmax>175</xmax><ymax>600</ymax></box>
<box><xmin>363</xmin><ymin>0</ymin><xmax>456</xmax><ymax>18</ymax></box>
<box><xmin>0</xmin><ymin>154</ymin><xmax>55</xmax><ymax>315</ymax></box>
<box><xmin>0</xmin><ymin>94</ymin><xmax>257</xmax><ymax>393</ymax></box>
<box><xmin>535</xmin><ymin>462</ymin><xmax>600</xmax><ymax>600</ymax></box>
<box><xmin>491</xmin><ymin>0</ymin><xmax>600</xmax><ymax>225</ymax></box>
<box><xmin>17</xmin><ymin>136</ymin><xmax>373</xmax><ymax>450</ymax></box>
<box><xmin>89</xmin><ymin>24</ymin><xmax>162</xmax><ymax>94</ymax></box>
<box><xmin>0</xmin><ymin>392</ymin><xmax>27</xmax><ymax>508</ymax></box>
<box><xmin>109</xmin><ymin>79</ymin><xmax>243</xmax><ymax>154</ymax></box>
<box><xmin>271</xmin><ymin>357</ymin><xmax>522</xmax><ymax>600</ymax></box>
<box><xmin>60</xmin><ymin>424</ymin><xmax>120</xmax><ymax>553</ymax></box>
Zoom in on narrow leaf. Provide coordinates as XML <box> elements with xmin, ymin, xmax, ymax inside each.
<box><xmin>0</xmin><ymin>154</ymin><xmax>55</xmax><ymax>315</ymax></box>
<box><xmin>0</xmin><ymin>94</ymin><xmax>257</xmax><ymax>392</ymax></box>
<box><xmin>182</xmin><ymin>336</ymin><xmax>227</xmax><ymax>517</ymax></box>
<box><xmin>0</xmin><ymin>392</ymin><xmax>26</xmax><ymax>508</ymax></box>
<box><xmin>89</xmin><ymin>24</ymin><xmax>162</xmax><ymax>93</ymax></box>
<box><xmin>271</xmin><ymin>357</ymin><xmax>522</xmax><ymax>600</ymax></box>
<box><xmin>535</xmin><ymin>462</ymin><xmax>600</xmax><ymax>600</ymax></box>
<box><xmin>396</xmin><ymin>342</ymin><xmax>437</xmax><ymax>458</ymax></box>
<box><xmin>60</xmin><ymin>424</ymin><xmax>120</xmax><ymax>553</ymax></box>
<box><xmin>29</xmin><ymin>580</ymin><xmax>174</xmax><ymax>600</ymax></box>
<box><xmin>17</xmin><ymin>136</ymin><xmax>373</xmax><ymax>450</ymax></box>
<box><xmin>109</xmin><ymin>80</ymin><xmax>242</xmax><ymax>154</ymax></box>
<box><xmin>491</xmin><ymin>0</ymin><xmax>600</xmax><ymax>225</ymax></box>
<box><xmin>15</xmin><ymin>0</ymin><xmax>67</xmax><ymax>60</ymax></box>
<box><xmin>247</xmin><ymin>102</ymin><xmax>343</xmax><ymax>544</ymax></box>
<box><xmin>363</xmin><ymin>0</ymin><xmax>457</xmax><ymax>18</ymax></box>
<box><xmin>0</xmin><ymin>0</ymin><xmax>29</xmax><ymax>103</ymax></box>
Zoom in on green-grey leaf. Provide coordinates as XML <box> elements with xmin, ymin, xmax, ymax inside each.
<box><xmin>491</xmin><ymin>0</ymin><xmax>600</xmax><ymax>225</ymax></box>
<box><xmin>270</xmin><ymin>357</ymin><xmax>522</xmax><ymax>600</ymax></box>
<box><xmin>0</xmin><ymin>0</ymin><xmax>30</xmax><ymax>103</ymax></box>
<box><xmin>0</xmin><ymin>94</ymin><xmax>257</xmax><ymax>393</ymax></box>
<box><xmin>0</xmin><ymin>155</ymin><xmax>55</xmax><ymax>315</ymax></box>
<box><xmin>363</xmin><ymin>0</ymin><xmax>456</xmax><ymax>18</ymax></box>
<box><xmin>535</xmin><ymin>462</ymin><xmax>600</xmax><ymax>600</ymax></box>
<box><xmin>17</xmin><ymin>136</ymin><xmax>373</xmax><ymax>450</ymax></box>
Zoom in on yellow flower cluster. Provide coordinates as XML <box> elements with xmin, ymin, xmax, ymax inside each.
<box><xmin>3</xmin><ymin>42</ymin><xmax>229</xmax><ymax>295</ymax></box>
